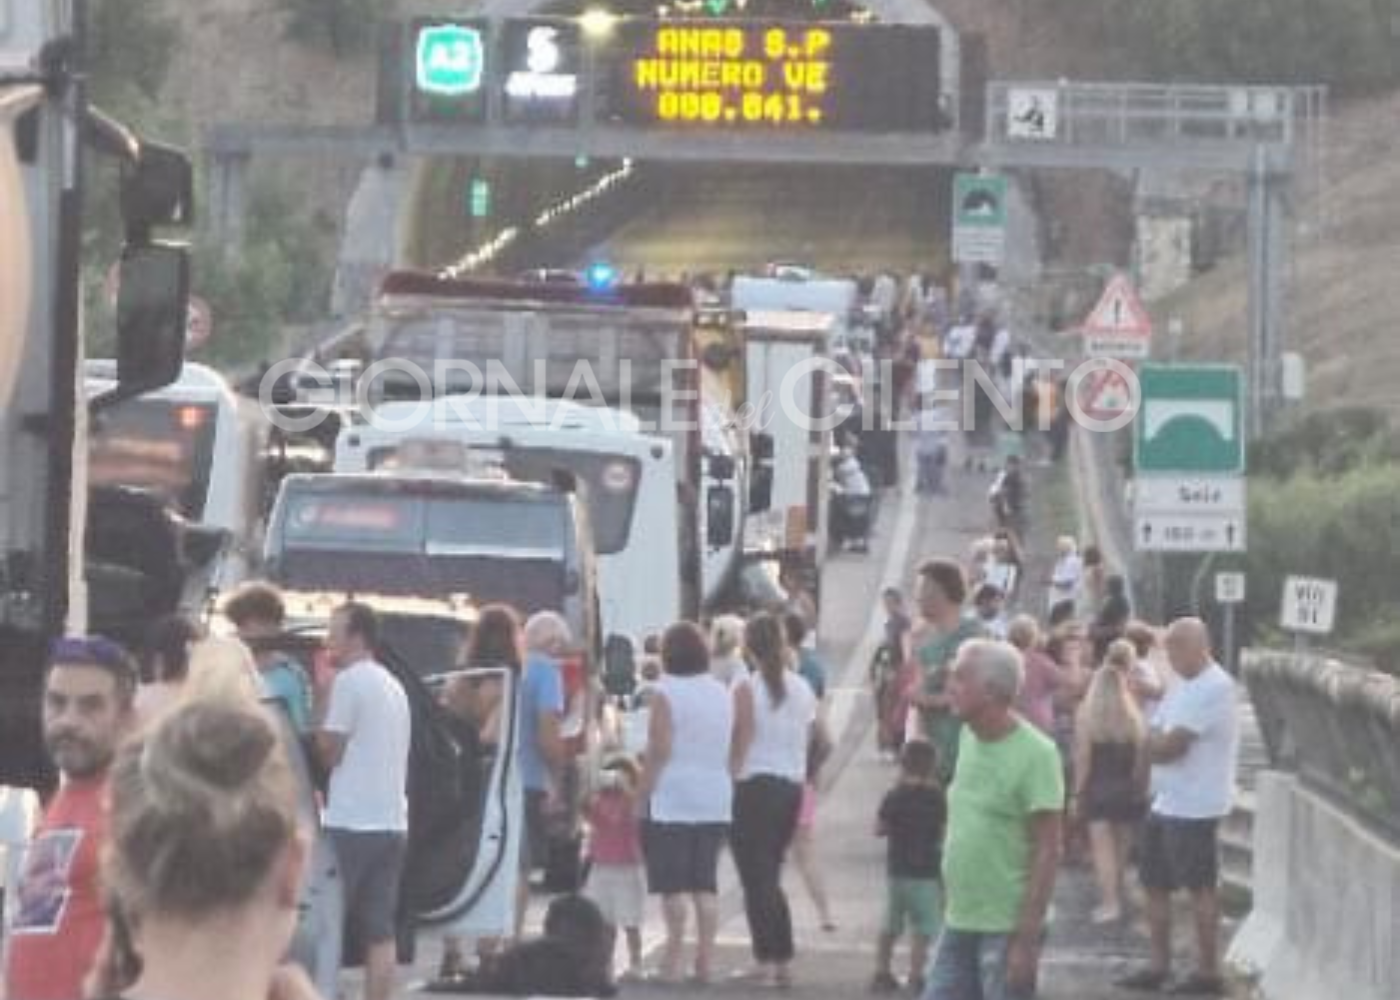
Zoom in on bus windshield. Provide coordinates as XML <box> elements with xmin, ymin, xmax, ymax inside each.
<box><xmin>89</xmin><ymin>399</ymin><xmax>218</xmax><ymax>520</ymax></box>
<box><xmin>269</xmin><ymin>488</ymin><xmax>570</xmax><ymax>611</ymax></box>
<box><xmin>366</xmin><ymin>446</ymin><xmax>639</xmax><ymax>555</ymax></box>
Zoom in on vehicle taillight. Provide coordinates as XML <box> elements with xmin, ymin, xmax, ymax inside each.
<box><xmin>174</xmin><ymin>405</ymin><xmax>205</xmax><ymax>431</ymax></box>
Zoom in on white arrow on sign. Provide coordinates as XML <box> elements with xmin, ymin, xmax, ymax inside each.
<box><xmin>1135</xmin><ymin>513</ymin><xmax>1246</xmax><ymax>553</ymax></box>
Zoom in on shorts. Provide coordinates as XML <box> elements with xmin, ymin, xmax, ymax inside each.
<box><xmin>643</xmin><ymin>821</ymin><xmax>727</xmax><ymax>896</ymax></box>
<box><xmin>797</xmin><ymin>783</ymin><xmax>817</xmax><ymax>831</ymax></box>
<box><xmin>330</xmin><ymin>829</ymin><xmax>407</xmax><ymax>946</ymax></box>
<box><xmin>883</xmin><ymin>876</ymin><xmax>943</xmax><ymax>939</ymax></box>
<box><xmin>585</xmin><ymin>863</ymin><xmax>646</xmax><ymax>927</ymax></box>
<box><xmin>1139</xmin><ymin>814</ymin><xmax>1220</xmax><ymax>893</ymax></box>
<box><xmin>521</xmin><ymin>788</ymin><xmax>549</xmax><ymax>874</ymax></box>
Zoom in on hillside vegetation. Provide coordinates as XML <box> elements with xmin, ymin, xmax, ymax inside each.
<box><xmin>1162</xmin><ymin>90</ymin><xmax>1400</xmax><ymax>415</ymax></box>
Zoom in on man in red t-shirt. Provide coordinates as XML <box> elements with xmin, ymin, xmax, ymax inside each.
<box><xmin>4</xmin><ymin>637</ymin><xmax>137</xmax><ymax>1000</ymax></box>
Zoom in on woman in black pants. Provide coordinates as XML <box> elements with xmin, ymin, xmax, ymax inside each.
<box><xmin>728</xmin><ymin>613</ymin><xmax>820</xmax><ymax>988</ymax></box>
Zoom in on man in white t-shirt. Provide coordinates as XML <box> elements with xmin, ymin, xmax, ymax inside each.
<box><xmin>318</xmin><ymin>602</ymin><xmax>412</xmax><ymax>1000</ymax></box>
<box><xmin>1118</xmin><ymin>617</ymin><xmax>1239</xmax><ymax>997</ymax></box>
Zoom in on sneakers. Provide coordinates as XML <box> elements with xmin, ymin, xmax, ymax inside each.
<box><xmin>1117</xmin><ymin>969</ymin><xmax>1170</xmax><ymax>992</ymax></box>
<box><xmin>870</xmin><ymin>972</ymin><xmax>901</xmax><ymax>994</ymax></box>
<box><xmin>1117</xmin><ymin>968</ymin><xmax>1225</xmax><ymax>995</ymax></box>
<box><xmin>1091</xmin><ymin>904</ymin><xmax>1123</xmax><ymax>924</ymax></box>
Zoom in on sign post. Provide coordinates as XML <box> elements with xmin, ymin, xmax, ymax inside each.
<box><xmin>1215</xmin><ymin>571</ymin><xmax>1245</xmax><ymax>673</ymax></box>
<box><xmin>952</xmin><ymin>172</ymin><xmax>1007</xmax><ymax>266</ymax></box>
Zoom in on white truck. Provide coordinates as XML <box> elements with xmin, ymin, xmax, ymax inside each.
<box><xmin>731</xmin><ymin>273</ymin><xmax>869</xmax><ymax>356</ymax></box>
<box><xmin>741</xmin><ymin>309</ymin><xmax>836</xmax><ymax>605</ymax></box>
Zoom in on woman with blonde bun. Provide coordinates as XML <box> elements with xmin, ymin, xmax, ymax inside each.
<box><xmin>87</xmin><ymin>699</ymin><xmax>321</xmax><ymax>1000</ymax></box>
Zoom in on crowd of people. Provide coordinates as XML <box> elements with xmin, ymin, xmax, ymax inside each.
<box><xmin>0</xmin><ymin>273</ymin><xmax>1242</xmax><ymax>1000</ymax></box>
<box><xmin>0</xmin><ymin>503</ymin><xmax>1244</xmax><ymax>1000</ymax></box>
<box><xmin>861</xmin><ymin>527</ymin><xmax>1242</xmax><ymax>1000</ymax></box>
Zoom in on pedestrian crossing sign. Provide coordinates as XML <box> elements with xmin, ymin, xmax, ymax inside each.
<box><xmin>1082</xmin><ymin>275</ymin><xmax>1152</xmax><ymax>359</ymax></box>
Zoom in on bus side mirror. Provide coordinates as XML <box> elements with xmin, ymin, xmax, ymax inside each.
<box><xmin>706</xmin><ymin>484</ymin><xmax>735</xmax><ymax>549</ymax></box>
<box><xmin>116</xmin><ymin>242</ymin><xmax>189</xmax><ymax>394</ymax></box>
<box><xmin>121</xmin><ymin>141</ymin><xmax>194</xmax><ymax>240</ymax></box>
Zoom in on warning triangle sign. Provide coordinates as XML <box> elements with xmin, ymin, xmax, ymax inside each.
<box><xmin>1083</xmin><ymin>275</ymin><xmax>1152</xmax><ymax>338</ymax></box>
<box><xmin>1082</xmin><ymin>275</ymin><xmax>1152</xmax><ymax>359</ymax></box>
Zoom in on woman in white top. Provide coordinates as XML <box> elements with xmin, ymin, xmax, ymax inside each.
<box><xmin>1048</xmin><ymin>535</ymin><xmax>1083</xmax><ymax>615</ymax></box>
<box><xmin>639</xmin><ymin>622</ymin><xmax>735</xmax><ymax>985</ymax></box>
<box><xmin>728</xmin><ymin>613</ymin><xmax>818</xmax><ymax>989</ymax></box>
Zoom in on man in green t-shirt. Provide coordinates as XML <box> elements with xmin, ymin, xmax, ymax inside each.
<box><xmin>925</xmin><ymin>640</ymin><xmax>1064</xmax><ymax>1000</ymax></box>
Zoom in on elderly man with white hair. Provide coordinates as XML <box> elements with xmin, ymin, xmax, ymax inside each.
<box><xmin>923</xmin><ymin>639</ymin><xmax>1064</xmax><ymax>1000</ymax></box>
<box><xmin>514</xmin><ymin>610</ymin><xmax>574</xmax><ymax>937</ymax></box>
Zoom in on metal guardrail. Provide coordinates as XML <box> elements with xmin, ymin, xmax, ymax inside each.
<box><xmin>1243</xmin><ymin>649</ymin><xmax>1400</xmax><ymax>839</ymax></box>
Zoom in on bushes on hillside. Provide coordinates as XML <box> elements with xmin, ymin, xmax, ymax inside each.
<box><xmin>281</xmin><ymin>0</ymin><xmax>379</xmax><ymax>57</ymax></box>
<box><xmin>1249</xmin><ymin>407</ymin><xmax>1400</xmax><ymax>479</ymax></box>
<box><xmin>192</xmin><ymin>178</ymin><xmax>335</xmax><ymax>368</ymax></box>
<box><xmin>1247</xmin><ymin>461</ymin><xmax>1400</xmax><ymax>670</ymax></box>
<box><xmin>1070</xmin><ymin>0</ymin><xmax>1400</xmax><ymax>95</ymax></box>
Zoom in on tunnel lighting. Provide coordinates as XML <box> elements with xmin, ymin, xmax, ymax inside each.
<box><xmin>580</xmin><ymin>9</ymin><xmax>619</xmax><ymax>40</ymax></box>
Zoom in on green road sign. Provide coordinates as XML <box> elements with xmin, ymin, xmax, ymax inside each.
<box><xmin>952</xmin><ymin>173</ymin><xmax>1007</xmax><ymax>265</ymax></box>
<box><xmin>468</xmin><ymin>178</ymin><xmax>491</xmax><ymax>219</ymax></box>
<box><xmin>1135</xmin><ymin>364</ymin><xmax>1245</xmax><ymax>474</ymax></box>
<box><xmin>954</xmin><ymin>173</ymin><xmax>1007</xmax><ymax>229</ymax></box>
<box><xmin>416</xmin><ymin>24</ymin><xmax>485</xmax><ymax>96</ymax></box>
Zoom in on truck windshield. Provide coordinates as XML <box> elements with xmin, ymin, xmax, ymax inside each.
<box><xmin>89</xmin><ymin>399</ymin><xmax>218</xmax><ymax>520</ymax></box>
<box><xmin>374</xmin><ymin>309</ymin><xmax>688</xmax><ymax>409</ymax></box>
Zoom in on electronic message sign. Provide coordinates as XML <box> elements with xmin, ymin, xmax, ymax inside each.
<box><xmin>601</xmin><ymin>21</ymin><xmax>943</xmax><ymax>132</ymax></box>
<box><xmin>501</xmin><ymin>19</ymin><xmax>583</xmax><ymax>123</ymax></box>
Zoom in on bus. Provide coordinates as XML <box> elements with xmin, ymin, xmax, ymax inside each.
<box><xmin>84</xmin><ymin>361</ymin><xmax>270</xmax><ymax>589</ymax></box>
<box><xmin>263</xmin><ymin>471</ymin><xmax>601</xmax><ymax>663</ymax></box>
<box><xmin>336</xmin><ymin>395</ymin><xmax>685</xmax><ymax>655</ymax></box>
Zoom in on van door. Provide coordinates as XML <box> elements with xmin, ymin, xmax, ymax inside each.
<box><xmin>282</xmin><ymin>626</ymin><xmax>524</xmax><ymax>945</ymax></box>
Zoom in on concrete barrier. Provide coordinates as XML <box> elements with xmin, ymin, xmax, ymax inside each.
<box><xmin>1228</xmin><ymin>769</ymin><xmax>1400</xmax><ymax>1000</ymax></box>
<box><xmin>1230</xmin><ymin>649</ymin><xmax>1400</xmax><ymax>999</ymax></box>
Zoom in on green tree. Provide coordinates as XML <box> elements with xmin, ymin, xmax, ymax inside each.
<box><xmin>191</xmin><ymin>177</ymin><xmax>334</xmax><ymax>368</ymax></box>
<box><xmin>88</xmin><ymin>0</ymin><xmax>178</xmax><ymax>118</ymax></box>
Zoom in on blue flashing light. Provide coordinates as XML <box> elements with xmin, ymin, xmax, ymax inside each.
<box><xmin>585</xmin><ymin>262</ymin><xmax>618</xmax><ymax>291</ymax></box>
